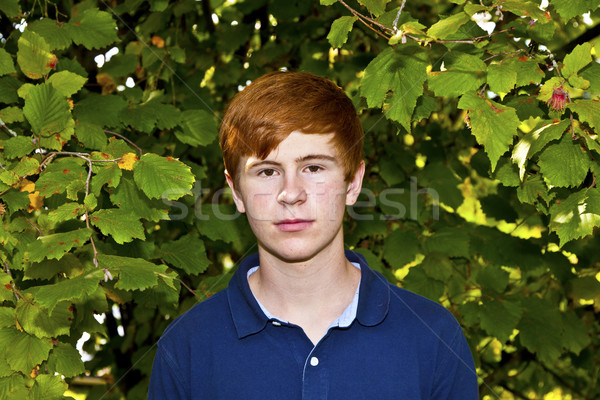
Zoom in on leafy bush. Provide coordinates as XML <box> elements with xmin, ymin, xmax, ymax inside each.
<box><xmin>0</xmin><ymin>0</ymin><xmax>599</xmax><ymax>398</ymax></box>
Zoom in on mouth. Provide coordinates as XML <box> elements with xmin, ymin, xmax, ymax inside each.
<box><xmin>274</xmin><ymin>219</ymin><xmax>313</xmax><ymax>232</ymax></box>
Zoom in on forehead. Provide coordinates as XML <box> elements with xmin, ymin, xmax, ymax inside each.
<box><xmin>243</xmin><ymin>131</ymin><xmax>339</xmax><ymax>167</ymax></box>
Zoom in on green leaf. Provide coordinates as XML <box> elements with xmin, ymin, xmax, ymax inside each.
<box><xmin>361</xmin><ymin>47</ymin><xmax>428</xmax><ymax>132</ymax></box>
<box><xmin>413</xmin><ymin>95</ymin><xmax>437</xmax><ymax>121</ymax></box>
<box><xmin>0</xmin><ymin>48</ymin><xmax>15</xmax><ymax>76</ymax></box>
<box><xmin>477</xmin><ymin>266</ymin><xmax>509</xmax><ymax>293</ymax></box>
<box><xmin>28</xmin><ymin>18</ymin><xmax>73</xmax><ymax>51</ymax></box>
<box><xmin>0</xmin><ymin>275</ymin><xmax>13</xmax><ymax>303</ymax></box>
<box><xmin>561</xmin><ymin>311</ymin><xmax>591</xmax><ymax>355</ymax></box>
<box><xmin>517</xmin><ymin>175</ymin><xmax>554</xmax><ymax>205</ymax></box>
<box><xmin>0</xmin><ymin>106</ymin><xmax>24</xmax><ymax>124</ymax></box>
<box><xmin>480</xmin><ymin>298</ymin><xmax>522</xmax><ymax>344</ymax></box>
<box><xmin>0</xmin><ymin>76</ymin><xmax>21</xmax><ymax>104</ymax></box>
<box><xmin>133</xmin><ymin>153</ymin><xmax>194</xmax><ymax>200</ymax></box>
<box><xmin>0</xmin><ymin>327</ymin><xmax>53</xmax><ymax>373</ymax></box>
<box><xmin>74</xmin><ymin>94</ymin><xmax>127</xmax><ymax>127</ymax></box>
<box><xmin>100</xmin><ymin>53</ymin><xmax>138</xmax><ymax>78</ymax></box>
<box><xmin>90</xmin><ymin>208</ymin><xmax>145</xmax><ymax>244</ymax></box>
<box><xmin>0</xmin><ymin>157</ymin><xmax>39</xmax><ymax>186</ymax></box>
<box><xmin>15</xmin><ymin>297</ymin><xmax>72</xmax><ymax>339</ymax></box>
<box><xmin>402</xmin><ymin>266</ymin><xmax>444</xmax><ymax>300</ymax></box>
<box><xmin>518</xmin><ymin>297</ymin><xmax>563</xmax><ymax>363</ymax></box>
<box><xmin>320</xmin><ymin>0</ymin><xmax>337</xmax><ymax>5</ymax></box>
<box><xmin>511</xmin><ymin>119</ymin><xmax>570</xmax><ymax>179</ymax></box>
<box><xmin>427</xmin><ymin>12</ymin><xmax>470</xmax><ymax>39</ymax></box>
<box><xmin>0</xmin><ymin>190</ymin><xmax>29</xmax><ymax>214</ymax></box>
<box><xmin>416</xmin><ymin>162</ymin><xmax>463</xmax><ymax>209</ymax></box>
<box><xmin>110</xmin><ymin>176</ymin><xmax>169</xmax><ymax>221</ymax></box>
<box><xmin>327</xmin><ymin>16</ymin><xmax>358</xmax><ymax>48</ymax></box>
<box><xmin>47</xmin><ymin>71</ymin><xmax>87</xmax><ymax>97</ymax></box>
<box><xmin>91</xmin><ymin>163</ymin><xmax>122</xmax><ymax>196</ymax></box>
<box><xmin>458</xmin><ymin>92</ymin><xmax>520</xmax><ymax>171</ymax></box>
<box><xmin>161</xmin><ymin>234</ymin><xmax>211</xmax><ymax>275</ymax></box>
<box><xmin>0</xmin><ymin>0</ymin><xmax>21</xmax><ymax>18</ymax></box>
<box><xmin>24</xmin><ymin>253</ymin><xmax>84</xmax><ymax>281</ymax></box>
<box><xmin>0</xmin><ymin>375</ymin><xmax>28</xmax><ymax>400</ymax></box>
<box><xmin>23</xmin><ymin>229</ymin><xmax>92</xmax><ymax>263</ymax></box>
<box><xmin>99</xmin><ymin>254</ymin><xmax>167</xmax><ymax>291</ymax></box>
<box><xmin>67</xmin><ymin>9</ymin><xmax>119</xmax><ymax>50</ymax></box>
<box><xmin>422</xmin><ymin>227</ymin><xmax>469</xmax><ymax>258</ymax></box>
<box><xmin>46</xmin><ymin>342</ymin><xmax>85</xmax><ymax>378</ymax></box>
<box><xmin>487</xmin><ymin>63</ymin><xmax>517</xmax><ymax>94</ymax></box>
<box><xmin>550</xmin><ymin>0</ymin><xmax>600</xmax><ymax>21</ymax></box>
<box><xmin>358</xmin><ymin>0</ymin><xmax>391</xmax><ymax>16</ymax></box>
<box><xmin>580</xmin><ymin>62</ymin><xmax>600</xmax><ymax>95</ymax></box>
<box><xmin>512</xmin><ymin>58</ymin><xmax>545</xmax><ymax>87</ymax></box>
<box><xmin>17</xmin><ymin>30</ymin><xmax>55</xmax><ymax>80</ymax></box>
<box><xmin>23</xmin><ymin>83</ymin><xmax>71</xmax><ymax>136</ymax></box>
<box><xmin>538</xmin><ymin>134</ymin><xmax>590</xmax><ymax>188</ymax></box>
<box><xmin>3</xmin><ymin>135</ymin><xmax>35</xmax><ymax>159</ymax></box>
<box><xmin>567</xmin><ymin>276</ymin><xmax>600</xmax><ymax>300</ymax></box>
<box><xmin>563</xmin><ymin>43</ymin><xmax>593</xmax><ymax>79</ymax></box>
<box><xmin>421</xmin><ymin>253</ymin><xmax>453</xmax><ymax>281</ymax></box>
<box><xmin>549</xmin><ymin>189</ymin><xmax>600</xmax><ymax>246</ymax></box>
<box><xmin>176</xmin><ymin>110</ymin><xmax>217</xmax><ymax>146</ymax></box>
<box><xmin>382</xmin><ymin>227</ymin><xmax>421</xmax><ymax>267</ymax></box>
<box><xmin>32</xmin><ymin>270</ymin><xmax>102</xmax><ymax>312</ymax></box>
<box><xmin>35</xmin><ymin>157</ymin><xmax>87</xmax><ymax>198</ymax></box>
<box><xmin>568</xmin><ymin>99</ymin><xmax>600</xmax><ymax>131</ymax></box>
<box><xmin>28</xmin><ymin>374</ymin><xmax>68</xmax><ymax>399</ymax></box>
<box><xmin>75</xmin><ymin>121</ymin><xmax>107</xmax><ymax>150</ymax></box>
<box><xmin>499</xmin><ymin>1</ymin><xmax>548</xmax><ymax>20</ymax></box>
<box><xmin>47</xmin><ymin>202</ymin><xmax>85</xmax><ymax>224</ymax></box>
<box><xmin>428</xmin><ymin>53</ymin><xmax>486</xmax><ymax>97</ymax></box>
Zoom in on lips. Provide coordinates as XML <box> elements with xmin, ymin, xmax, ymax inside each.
<box><xmin>275</xmin><ymin>219</ymin><xmax>313</xmax><ymax>232</ymax></box>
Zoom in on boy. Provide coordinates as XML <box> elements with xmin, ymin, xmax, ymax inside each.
<box><xmin>148</xmin><ymin>72</ymin><xmax>478</xmax><ymax>399</ymax></box>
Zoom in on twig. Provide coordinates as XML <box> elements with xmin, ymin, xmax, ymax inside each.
<box><xmin>392</xmin><ymin>0</ymin><xmax>407</xmax><ymax>32</ymax></box>
<box><xmin>83</xmin><ymin>158</ymin><xmax>99</xmax><ymax>268</ymax></box>
<box><xmin>483</xmin><ymin>49</ymin><xmax>526</xmax><ymax>62</ymax></box>
<box><xmin>24</xmin><ymin>218</ymin><xmax>43</xmax><ymax>235</ymax></box>
<box><xmin>104</xmin><ymin>130</ymin><xmax>143</xmax><ymax>156</ymax></box>
<box><xmin>337</xmin><ymin>0</ymin><xmax>394</xmax><ymax>36</ymax></box>
<box><xmin>0</xmin><ymin>118</ymin><xmax>18</xmax><ymax>137</ymax></box>
<box><xmin>3</xmin><ymin>261</ymin><xmax>23</xmax><ymax>301</ymax></box>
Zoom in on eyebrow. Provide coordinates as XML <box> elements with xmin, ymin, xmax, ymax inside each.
<box><xmin>246</xmin><ymin>154</ymin><xmax>338</xmax><ymax>171</ymax></box>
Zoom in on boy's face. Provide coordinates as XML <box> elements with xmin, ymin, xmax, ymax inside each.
<box><xmin>226</xmin><ymin>131</ymin><xmax>364</xmax><ymax>263</ymax></box>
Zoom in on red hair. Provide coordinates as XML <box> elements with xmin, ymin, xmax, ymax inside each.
<box><xmin>219</xmin><ymin>71</ymin><xmax>363</xmax><ymax>184</ymax></box>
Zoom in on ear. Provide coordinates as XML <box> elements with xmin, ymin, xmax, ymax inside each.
<box><xmin>345</xmin><ymin>161</ymin><xmax>365</xmax><ymax>206</ymax></box>
<box><xmin>225</xmin><ymin>170</ymin><xmax>246</xmax><ymax>213</ymax></box>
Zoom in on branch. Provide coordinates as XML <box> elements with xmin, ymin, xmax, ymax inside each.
<box><xmin>3</xmin><ymin>261</ymin><xmax>23</xmax><ymax>301</ymax></box>
<box><xmin>0</xmin><ymin>118</ymin><xmax>18</xmax><ymax>137</ymax></box>
<box><xmin>104</xmin><ymin>130</ymin><xmax>143</xmax><ymax>156</ymax></box>
<box><xmin>392</xmin><ymin>0</ymin><xmax>407</xmax><ymax>32</ymax></box>
<box><xmin>337</xmin><ymin>0</ymin><xmax>394</xmax><ymax>40</ymax></box>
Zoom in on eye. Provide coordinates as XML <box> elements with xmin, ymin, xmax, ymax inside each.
<box><xmin>306</xmin><ymin>165</ymin><xmax>322</xmax><ymax>173</ymax></box>
<box><xmin>259</xmin><ymin>168</ymin><xmax>276</xmax><ymax>177</ymax></box>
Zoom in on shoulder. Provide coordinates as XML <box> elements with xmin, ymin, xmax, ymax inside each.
<box><xmin>159</xmin><ymin>290</ymin><xmax>232</xmax><ymax>345</ymax></box>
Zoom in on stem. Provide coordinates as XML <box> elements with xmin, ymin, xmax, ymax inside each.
<box><xmin>392</xmin><ymin>0</ymin><xmax>407</xmax><ymax>31</ymax></box>
<box><xmin>3</xmin><ymin>261</ymin><xmax>23</xmax><ymax>301</ymax></box>
<box><xmin>0</xmin><ymin>118</ymin><xmax>18</xmax><ymax>137</ymax></box>
<box><xmin>104</xmin><ymin>130</ymin><xmax>143</xmax><ymax>156</ymax></box>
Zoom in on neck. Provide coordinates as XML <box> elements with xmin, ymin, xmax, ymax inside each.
<box><xmin>249</xmin><ymin>240</ymin><xmax>360</xmax><ymax>344</ymax></box>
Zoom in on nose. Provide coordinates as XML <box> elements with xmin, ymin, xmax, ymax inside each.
<box><xmin>277</xmin><ymin>173</ymin><xmax>306</xmax><ymax>205</ymax></box>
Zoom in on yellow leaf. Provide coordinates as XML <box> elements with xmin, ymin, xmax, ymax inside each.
<box><xmin>19</xmin><ymin>179</ymin><xmax>36</xmax><ymax>193</ymax></box>
<box><xmin>118</xmin><ymin>152</ymin><xmax>138</xmax><ymax>171</ymax></box>
<box><xmin>96</xmin><ymin>73</ymin><xmax>116</xmax><ymax>95</ymax></box>
<box><xmin>28</xmin><ymin>191</ymin><xmax>43</xmax><ymax>212</ymax></box>
<box><xmin>30</xmin><ymin>365</ymin><xmax>39</xmax><ymax>379</ymax></box>
<box><xmin>151</xmin><ymin>35</ymin><xmax>165</xmax><ymax>48</ymax></box>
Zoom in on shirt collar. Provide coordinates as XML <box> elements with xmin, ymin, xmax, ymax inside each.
<box><xmin>227</xmin><ymin>250</ymin><xmax>391</xmax><ymax>339</ymax></box>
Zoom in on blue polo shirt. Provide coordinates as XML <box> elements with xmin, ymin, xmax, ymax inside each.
<box><xmin>148</xmin><ymin>251</ymin><xmax>478</xmax><ymax>399</ymax></box>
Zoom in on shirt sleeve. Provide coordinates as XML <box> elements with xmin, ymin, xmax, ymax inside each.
<box><xmin>431</xmin><ymin>326</ymin><xmax>479</xmax><ymax>400</ymax></box>
<box><xmin>148</xmin><ymin>344</ymin><xmax>190</xmax><ymax>400</ymax></box>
